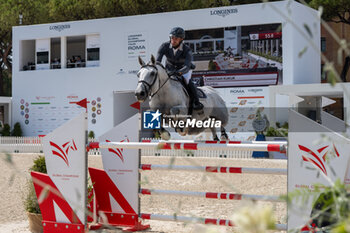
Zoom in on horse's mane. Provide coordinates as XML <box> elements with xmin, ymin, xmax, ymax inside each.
<box><xmin>155</xmin><ymin>61</ymin><xmax>165</xmax><ymax>69</ymax></box>
<box><xmin>154</xmin><ymin>61</ymin><xmax>169</xmax><ymax>78</ymax></box>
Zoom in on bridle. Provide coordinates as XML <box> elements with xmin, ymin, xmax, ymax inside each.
<box><xmin>138</xmin><ymin>63</ymin><xmax>173</xmax><ymax>98</ymax></box>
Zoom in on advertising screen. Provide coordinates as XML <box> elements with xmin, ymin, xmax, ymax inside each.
<box><xmin>186</xmin><ymin>23</ymin><xmax>282</xmax><ymax>87</ymax></box>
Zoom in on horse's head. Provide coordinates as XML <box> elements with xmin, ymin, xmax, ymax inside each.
<box><xmin>135</xmin><ymin>55</ymin><xmax>159</xmax><ymax>102</ymax></box>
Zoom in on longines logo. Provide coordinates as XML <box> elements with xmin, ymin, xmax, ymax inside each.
<box><xmin>210</xmin><ymin>8</ymin><xmax>238</xmax><ymax>17</ymax></box>
<box><xmin>49</xmin><ymin>24</ymin><xmax>71</xmax><ymax>32</ymax></box>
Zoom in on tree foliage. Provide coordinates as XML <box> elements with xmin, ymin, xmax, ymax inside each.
<box><xmin>309</xmin><ymin>0</ymin><xmax>350</xmax><ymax>25</ymax></box>
<box><xmin>0</xmin><ymin>0</ymin><xmax>49</xmax><ymax>96</ymax></box>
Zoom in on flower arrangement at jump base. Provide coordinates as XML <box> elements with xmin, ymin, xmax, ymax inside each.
<box><xmin>231</xmin><ymin>204</ymin><xmax>276</xmax><ymax>233</ymax></box>
<box><xmin>24</xmin><ymin>156</ymin><xmax>46</xmax><ymax>233</ymax></box>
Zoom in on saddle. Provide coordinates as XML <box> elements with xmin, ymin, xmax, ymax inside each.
<box><xmin>171</xmin><ymin>74</ymin><xmax>207</xmax><ymax>98</ymax></box>
<box><xmin>170</xmin><ymin>74</ymin><xmax>206</xmax><ymax>115</ymax></box>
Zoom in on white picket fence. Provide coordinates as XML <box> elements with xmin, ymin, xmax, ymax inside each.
<box><xmin>0</xmin><ymin>136</ymin><xmax>253</xmax><ymax>158</ymax></box>
<box><xmin>0</xmin><ymin>136</ymin><xmax>44</xmax><ymax>153</ymax></box>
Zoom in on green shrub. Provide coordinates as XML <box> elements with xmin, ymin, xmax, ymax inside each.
<box><xmin>88</xmin><ymin>130</ymin><xmax>95</xmax><ymax>139</ymax></box>
<box><xmin>24</xmin><ymin>181</ymin><xmax>41</xmax><ymax>214</ymax></box>
<box><xmin>11</xmin><ymin>122</ymin><xmax>22</xmax><ymax>136</ymax></box>
<box><xmin>208</xmin><ymin>60</ymin><xmax>217</xmax><ymax>70</ymax></box>
<box><xmin>265</xmin><ymin>122</ymin><xmax>288</xmax><ymax>137</ymax></box>
<box><xmin>24</xmin><ymin>156</ymin><xmax>47</xmax><ymax>214</ymax></box>
<box><xmin>30</xmin><ymin>156</ymin><xmax>47</xmax><ymax>174</ymax></box>
<box><xmin>247</xmin><ymin>50</ymin><xmax>282</xmax><ymax>63</ymax></box>
<box><xmin>1</xmin><ymin>124</ymin><xmax>10</xmax><ymax>136</ymax></box>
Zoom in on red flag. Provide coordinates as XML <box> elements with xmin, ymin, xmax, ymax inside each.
<box><xmin>69</xmin><ymin>98</ymin><xmax>89</xmax><ymax>109</ymax></box>
<box><xmin>76</xmin><ymin>98</ymin><xmax>88</xmax><ymax>109</ymax></box>
<box><xmin>130</xmin><ymin>101</ymin><xmax>140</xmax><ymax>110</ymax></box>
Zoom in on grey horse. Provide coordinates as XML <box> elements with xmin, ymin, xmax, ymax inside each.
<box><xmin>135</xmin><ymin>55</ymin><xmax>229</xmax><ymax>141</ymax></box>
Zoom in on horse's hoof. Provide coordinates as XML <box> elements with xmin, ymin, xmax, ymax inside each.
<box><xmin>220</xmin><ymin>135</ymin><xmax>229</xmax><ymax>141</ymax></box>
<box><xmin>160</xmin><ymin>131</ymin><xmax>171</xmax><ymax>140</ymax></box>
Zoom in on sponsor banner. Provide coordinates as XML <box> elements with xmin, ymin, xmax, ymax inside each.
<box><xmin>127</xmin><ymin>32</ymin><xmax>147</xmax><ymax>60</ymax></box>
<box><xmin>86</xmin><ymin>34</ymin><xmax>100</xmax><ymax>48</ymax></box>
<box><xmin>193</xmin><ymin>68</ymin><xmax>278</xmax><ymax>88</ymax></box>
<box><xmin>35</xmin><ymin>38</ymin><xmax>50</xmax><ymax>70</ymax></box>
<box><xmin>43</xmin><ymin>112</ymin><xmax>87</xmax><ymax>224</ymax></box>
<box><xmin>19</xmin><ymin>96</ymin><xmax>92</xmax><ymax>135</ymax></box>
<box><xmin>249</xmin><ymin>32</ymin><xmax>282</xmax><ymax>40</ymax></box>
<box><xmin>98</xmin><ymin>114</ymin><xmax>139</xmax><ymax>213</ymax></box>
<box><xmin>288</xmin><ymin>110</ymin><xmax>350</xmax><ymax>229</ymax></box>
<box><xmin>224</xmin><ymin>29</ymin><xmax>238</xmax><ymax>52</ymax></box>
<box><xmin>216</xmin><ymin>87</ymin><xmax>269</xmax><ymax>141</ymax></box>
<box><xmin>36</xmin><ymin>38</ymin><xmax>49</xmax><ymax>52</ymax></box>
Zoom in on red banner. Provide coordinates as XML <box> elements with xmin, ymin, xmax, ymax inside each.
<box><xmin>249</xmin><ymin>32</ymin><xmax>282</xmax><ymax>40</ymax></box>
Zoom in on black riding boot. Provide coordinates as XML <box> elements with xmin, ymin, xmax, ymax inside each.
<box><xmin>187</xmin><ymin>81</ymin><xmax>203</xmax><ymax>110</ymax></box>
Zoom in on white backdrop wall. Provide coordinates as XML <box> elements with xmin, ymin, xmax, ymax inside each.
<box><xmin>12</xmin><ymin>1</ymin><xmax>320</xmax><ymax>136</ymax></box>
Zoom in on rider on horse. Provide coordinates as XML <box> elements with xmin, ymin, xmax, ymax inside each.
<box><xmin>156</xmin><ymin>27</ymin><xmax>203</xmax><ymax>111</ymax></box>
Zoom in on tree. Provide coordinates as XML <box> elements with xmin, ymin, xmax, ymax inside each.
<box><xmin>308</xmin><ymin>0</ymin><xmax>350</xmax><ymax>82</ymax></box>
<box><xmin>309</xmin><ymin>0</ymin><xmax>350</xmax><ymax>25</ymax></box>
<box><xmin>0</xmin><ymin>0</ymin><xmax>50</xmax><ymax>96</ymax></box>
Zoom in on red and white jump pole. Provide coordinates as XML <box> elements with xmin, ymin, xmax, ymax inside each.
<box><xmin>88</xmin><ymin>141</ymin><xmax>286</xmax><ymax>152</ymax></box>
<box><xmin>140</xmin><ymin>213</ymin><xmax>234</xmax><ymax>226</ymax></box>
<box><xmin>142</xmin><ymin>139</ymin><xmax>288</xmax><ymax>145</ymax></box>
<box><xmin>140</xmin><ymin>188</ymin><xmax>283</xmax><ymax>202</ymax></box>
<box><xmin>140</xmin><ymin>164</ymin><xmax>287</xmax><ymax>175</ymax></box>
<box><xmin>140</xmin><ymin>213</ymin><xmax>287</xmax><ymax>231</ymax></box>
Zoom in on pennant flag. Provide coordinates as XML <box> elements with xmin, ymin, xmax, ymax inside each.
<box><xmin>130</xmin><ymin>101</ymin><xmax>140</xmax><ymax>110</ymax></box>
<box><xmin>69</xmin><ymin>98</ymin><xmax>89</xmax><ymax>109</ymax></box>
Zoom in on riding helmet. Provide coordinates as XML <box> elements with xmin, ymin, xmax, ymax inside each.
<box><xmin>170</xmin><ymin>27</ymin><xmax>185</xmax><ymax>39</ymax></box>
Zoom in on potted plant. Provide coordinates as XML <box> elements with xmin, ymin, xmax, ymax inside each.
<box><xmin>265</xmin><ymin>122</ymin><xmax>288</xmax><ymax>139</ymax></box>
<box><xmin>265</xmin><ymin>122</ymin><xmax>288</xmax><ymax>159</ymax></box>
<box><xmin>24</xmin><ymin>156</ymin><xmax>47</xmax><ymax>233</ymax></box>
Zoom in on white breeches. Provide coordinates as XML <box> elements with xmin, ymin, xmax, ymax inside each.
<box><xmin>182</xmin><ymin>70</ymin><xmax>192</xmax><ymax>84</ymax></box>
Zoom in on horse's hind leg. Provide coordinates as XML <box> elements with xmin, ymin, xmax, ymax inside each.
<box><xmin>210</xmin><ymin>127</ymin><xmax>219</xmax><ymax>141</ymax></box>
<box><xmin>220</xmin><ymin>126</ymin><xmax>229</xmax><ymax>141</ymax></box>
